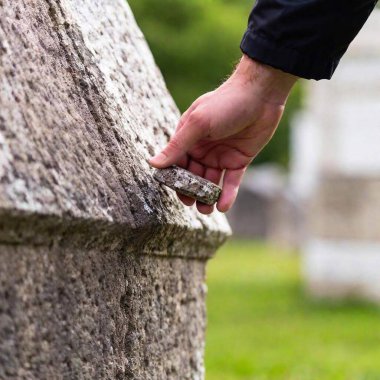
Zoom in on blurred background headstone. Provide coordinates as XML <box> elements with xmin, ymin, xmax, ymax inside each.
<box><xmin>227</xmin><ymin>165</ymin><xmax>302</xmax><ymax>249</ymax></box>
<box><xmin>290</xmin><ymin>10</ymin><xmax>380</xmax><ymax>302</ymax></box>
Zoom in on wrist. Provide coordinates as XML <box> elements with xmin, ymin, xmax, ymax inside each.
<box><xmin>233</xmin><ymin>54</ymin><xmax>298</xmax><ymax>105</ymax></box>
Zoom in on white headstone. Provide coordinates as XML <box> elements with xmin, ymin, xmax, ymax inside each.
<box><xmin>291</xmin><ymin>10</ymin><xmax>380</xmax><ymax>302</ymax></box>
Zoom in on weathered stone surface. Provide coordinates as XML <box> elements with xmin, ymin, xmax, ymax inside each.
<box><xmin>0</xmin><ymin>0</ymin><xmax>230</xmax><ymax>378</ymax></box>
<box><xmin>154</xmin><ymin>166</ymin><xmax>222</xmax><ymax>205</ymax></box>
<box><xmin>0</xmin><ymin>245</ymin><xmax>207</xmax><ymax>380</ymax></box>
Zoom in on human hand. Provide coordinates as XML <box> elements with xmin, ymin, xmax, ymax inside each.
<box><xmin>150</xmin><ymin>55</ymin><xmax>298</xmax><ymax>214</ymax></box>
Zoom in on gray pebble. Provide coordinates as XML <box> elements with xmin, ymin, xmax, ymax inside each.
<box><xmin>153</xmin><ymin>166</ymin><xmax>222</xmax><ymax>205</ymax></box>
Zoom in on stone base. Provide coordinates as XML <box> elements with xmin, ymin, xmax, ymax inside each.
<box><xmin>0</xmin><ymin>244</ymin><xmax>206</xmax><ymax>380</ymax></box>
<box><xmin>303</xmin><ymin>239</ymin><xmax>380</xmax><ymax>303</ymax></box>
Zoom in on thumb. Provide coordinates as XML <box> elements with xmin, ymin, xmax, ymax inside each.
<box><xmin>149</xmin><ymin>113</ymin><xmax>207</xmax><ymax>168</ymax></box>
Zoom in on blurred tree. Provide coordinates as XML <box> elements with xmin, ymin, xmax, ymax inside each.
<box><xmin>128</xmin><ymin>0</ymin><xmax>301</xmax><ymax>168</ymax></box>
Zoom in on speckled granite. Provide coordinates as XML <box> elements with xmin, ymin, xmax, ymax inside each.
<box><xmin>154</xmin><ymin>166</ymin><xmax>222</xmax><ymax>205</ymax></box>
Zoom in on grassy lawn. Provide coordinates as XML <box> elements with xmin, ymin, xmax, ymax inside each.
<box><xmin>205</xmin><ymin>240</ymin><xmax>380</xmax><ymax>380</ymax></box>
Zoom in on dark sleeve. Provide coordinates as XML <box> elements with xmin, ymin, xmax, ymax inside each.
<box><xmin>240</xmin><ymin>0</ymin><xmax>377</xmax><ymax>80</ymax></box>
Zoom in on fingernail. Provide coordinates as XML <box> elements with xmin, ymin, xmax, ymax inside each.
<box><xmin>149</xmin><ymin>152</ymin><xmax>167</xmax><ymax>166</ymax></box>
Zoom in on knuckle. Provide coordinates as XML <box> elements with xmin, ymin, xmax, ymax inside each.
<box><xmin>188</xmin><ymin>111</ymin><xmax>201</xmax><ymax>126</ymax></box>
<box><xmin>167</xmin><ymin>137</ymin><xmax>183</xmax><ymax>152</ymax></box>
<box><xmin>189</xmin><ymin>111</ymin><xmax>209</xmax><ymax>132</ymax></box>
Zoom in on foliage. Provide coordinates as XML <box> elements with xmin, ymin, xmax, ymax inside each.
<box><xmin>128</xmin><ymin>0</ymin><xmax>302</xmax><ymax>167</ymax></box>
<box><xmin>206</xmin><ymin>240</ymin><xmax>380</xmax><ymax>380</ymax></box>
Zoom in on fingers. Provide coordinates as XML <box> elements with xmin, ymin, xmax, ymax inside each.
<box><xmin>204</xmin><ymin>167</ymin><xmax>223</xmax><ymax>185</ymax></box>
<box><xmin>188</xmin><ymin>159</ymin><xmax>206</xmax><ymax>178</ymax></box>
<box><xmin>176</xmin><ymin>161</ymin><xmax>223</xmax><ymax>215</ymax></box>
<box><xmin>217</xmin><ymin>168</ymin><xmax>246</xmax><ymax>213</ymax></box>
<box><xmin>175</xmin><ymin>153</ymin><xmax>189</xmax><ymax>169</ymax></box>
<box><xmin>196</xmin><ymin>203</ymin><xmax>214</xmax><ymax>214</ymax></box>
<box><xmin>196</xmin><ymin>167</ymin><xmax>223</xmax><ymax>215</ymax></box>
<box><xmin>175</xmin><ymin>101</ymin><xmax>199</xmax><ymax>134</ymax></box>
<box><xmin>177</xmin><ymin>193</ymin><xmax>196</xmax><ymax>206</ymax></box>
<box><xmin>149</xmin><ymin>111</ymin><xmax>208</xmax><ymax>168</ymax></box>
<box><xmin>168</xmin><ymin>157</ymin><xmax>245</xmax><ymax>214</ymax></box>
<box><xmin>172</xmin><ymin>158</ymin><xmax>245</xmax><ymax>214</ymax></box>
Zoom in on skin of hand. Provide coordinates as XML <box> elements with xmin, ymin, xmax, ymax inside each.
<box><xmin>149</xmin><ymin>54</ymin><xmax>298</xmax><ymax>215</ymax></box>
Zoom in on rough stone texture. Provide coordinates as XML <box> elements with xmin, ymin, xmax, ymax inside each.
<box><xmin>0</xmin><ymin>245</ymin><xmax>207</xmax><ymax>380</ymax></box>
<box><xmin>0</xmin><ymin>0</ymin><xmax>230</xmax><ymax>378</ymax></box>
<box><xmin>154</xmin><ymin>166</ymin><xmax>222</xmax><ymax>206</ymax></box>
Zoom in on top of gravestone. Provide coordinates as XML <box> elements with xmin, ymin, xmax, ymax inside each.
<box><xmin>0</xmin><ymin>0</ymin><xmax>230</xmax><ymax>258</ymax></box>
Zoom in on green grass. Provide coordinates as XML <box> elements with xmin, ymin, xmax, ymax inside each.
<box><xmin>205</xmin><ymin>240</ymin><xmax>380</xmax><ymax>380</ymax></box>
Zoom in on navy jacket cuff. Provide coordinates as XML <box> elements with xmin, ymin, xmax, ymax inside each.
<box><xmin>240</xmin><ymin>29</ymin><xmax>342</xmax><ymax>80</ymax></box>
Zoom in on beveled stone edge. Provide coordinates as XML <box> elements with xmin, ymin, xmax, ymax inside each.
<box><xmin>0</xmin><ymin>207</ymin><xmax>230</xmax><ymax>259</ymax></box>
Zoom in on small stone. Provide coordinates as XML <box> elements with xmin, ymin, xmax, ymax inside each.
<box><xmin>153</xmin><ymin>166</ymin><xmax>222</xmax><ymax>206</ymax></box>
